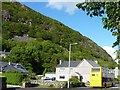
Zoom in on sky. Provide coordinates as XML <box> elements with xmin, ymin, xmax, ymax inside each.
<box><xmin>17</xmin><ymin>1</ymin><xmax>117</xmax><ymax>60</ymax></box>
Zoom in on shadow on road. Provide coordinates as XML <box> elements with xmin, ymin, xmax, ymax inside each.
<box><xmin>2</xmin><ymin>87</ymin><xmax>20</xmax><ymax>90</ymax></box>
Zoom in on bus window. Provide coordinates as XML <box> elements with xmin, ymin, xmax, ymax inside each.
<box><xmin>92</xmin><ymin>74</ymin><xmax>95</xmax><ymax>76</ymax></box>
<box><xmin>91</xmin><ymin>68</ymin><xmax>100</xmax><ymax>72</ymax></box>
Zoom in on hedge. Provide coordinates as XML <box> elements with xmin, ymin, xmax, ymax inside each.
<box><xmin>3</xmin><ymin>70</ymin><xmax>24</xmax><ymax>85</ymax></box>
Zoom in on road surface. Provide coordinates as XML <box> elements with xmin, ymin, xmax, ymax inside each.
<box><xmin>4</xmin><ymin>86</ymin><xmax>120</xmax><ymax>90</ymax></box>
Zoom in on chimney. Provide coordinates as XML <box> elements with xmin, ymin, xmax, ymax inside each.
<box><xmin>95</xmin><ymin>60</ymin><xmax>98</xmax><ymax>64</ymax></box>
<box><xmin>8</xmin><ymin>62</ymin><xmax>11</xmax><ymax>65</ymax></box>
<box><xmin>83</xmin><ymin>59</ymin><xmax>86</xmax><ymax>61</ymax></box>
<box><xmin>59</xmin><ymin>60</ymin><xmax>62</xmax><ymax>65</ymax></box>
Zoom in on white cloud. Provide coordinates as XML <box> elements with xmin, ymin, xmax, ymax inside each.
<box><xmin>102</xmin><ymin>46</ymin><xmax>116</xmax><ymax>60</ymax></box>
<box><xmin>47</xmin><ymin>0</ymin><xmax>84</xmax><ymax>15</ymax></box>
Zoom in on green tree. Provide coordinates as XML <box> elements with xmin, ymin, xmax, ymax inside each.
<box><xmin>4</xmin><ymin>40</ymin><xmax>43</xmax><ymax>74</ymax></box>
<box><xmin>76</xmin><ymin>2</ymin><xmax>120</xmax><ymax>48</ymax></box>
<box><xmin>76</xmin><ymin>2</ymin><xmax>120</xmax><ymax>67</ymax></box>
<box><xmin>49</xmin><ymin>54</ymin><xmax>58</xmax><ymax>72</ymax></box>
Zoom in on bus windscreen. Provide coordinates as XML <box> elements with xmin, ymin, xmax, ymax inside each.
<box><xmin>91</xmin><ymin>68</ymin><xmax>100</xmax><ymax>72</ymax></box>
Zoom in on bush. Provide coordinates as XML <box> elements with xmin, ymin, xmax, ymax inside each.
<box><xmin>49</xmin><ymin>84</ymin><xmax>54</xmax><ymax>87</ymax></box>
<box><xmin>117</xmin><ymin>76</ymin><xmax>120</xmax><ymax>81</ymax></box>
<box><xmin>3</xmin><ymin>70</ymin><xmax>24</xmax><ymax>85</ymax></box>
<box><xmin>70</xmin><ymin>76</ymin><xmax>85</xmax><ymax>87</ymax></box>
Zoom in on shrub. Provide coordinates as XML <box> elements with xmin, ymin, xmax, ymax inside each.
<box><xmin>70</xmin><ymin>76</ymin><xmax>85</xmax><ymax>87</ymax></box>
<box><xmin>3</xmin><ymin>70</ymin><xmax>24</xmax><ymax>85</ymax></box>
<box><xmin>117</xmin><ymin>76</ymin><xmax>120</xmax><ymax>81</ymax></box>
<box><xmin>49</xmin><ymin>84</ymin><xmax>54</xmax><ymax>87</ymax></box>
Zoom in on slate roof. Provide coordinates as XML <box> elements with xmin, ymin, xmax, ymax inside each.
<box><xmin>57</xmin><ymin>59</ymin><xmax>100</xmax><ymax>67</ymax></box>
<box><xmin>86</xmin><ymin>60</ymin><xmax>100</xmax><ymax>67</ymax></box>
<box><xmin>46</xmin><ymin>72</ymin><xmax>55</xmax><ymax>74</ymax></box>
<box><xmin>0</xmin><ymin>62</ymin><xmax>28</xmax><ymax>75</ymax></box>
<box><xmin>57</xmin><ymin>60</ymin><xmax>81</xmax><ymax>67</ymax></box>
<box><xmin>0</xmin><ymin>62</ymin><xmax>8</xmax><ymax>67</ymax></box>
<box><xmin>3</xmin><ymin>65</ymin><xmax>18</xmax><ymax>71</ymax></box>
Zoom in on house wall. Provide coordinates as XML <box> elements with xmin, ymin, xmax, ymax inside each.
<box><xmin>77</xmin><ymin>60</ymin><xmax>93</xmax><ymax>83</ymax></box>
<box><xmin>56</xmin><ymin>60</ymin><xmax>98</xmax><ymax>83</ymax></box>
<box><xmin>56</xmin><ymin>67</ymin><xmax>77</xmax><ymax>81</ymax></box>
<box><xmin>56</xmin><ymin>60</ymin><xmax>93</xmax><ymax>83</ymax></box>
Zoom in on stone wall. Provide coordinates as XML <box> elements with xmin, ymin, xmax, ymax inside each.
<box><xmin>30</xmin><ymin>80</ymin><xmax>66</xmax><ymax>88</ymax></box>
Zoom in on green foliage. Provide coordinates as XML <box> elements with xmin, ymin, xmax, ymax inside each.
<box><xmin>42</xmin><ymin>68</ymin><xmax>47</xmax><ymax>76</ymax></box>
<box><xmin>70</xmin><ymin>76</ymin><xmax>85</xmax><ymax>87</ymax></box>
<box><xmin>98</xmin><ymin>59</ymin><xmax>117</xmax><ymax>69</ymax></box>
<box><xmin>76</xmin><ymin>2</ymin><xmax>120</xmax><ymax>48</ymax></box>
<box><xmin>117</xmin><ymin>76</ymin><xmax>120</xmax><ymax>81</ymax></box>
<box><xmin>3</xmin><ymin>70</ymin><xmax>24</xmax><ymax>85</ymax></box>
<box><xmin>2</xmin><ymin>2</ymin><xmax>117</xmax><ymax>75</ymax></box>
<box><xmin>49</xmin><ymin>84</ymin><xmax>54</xmax><ymax>87</ymax></box>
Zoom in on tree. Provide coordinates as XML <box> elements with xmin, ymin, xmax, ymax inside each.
<box><xmin>76</xmin><ymin>1</ymin><xmax>120</xmax><ymax>69</ymax></box>
<box><xmin>76</xmin><ymin>2</ymin><xmax>120</xmax><ymax>49</ymax></box>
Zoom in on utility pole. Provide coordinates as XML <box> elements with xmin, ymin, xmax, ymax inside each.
<box><xmin>67</xmin><ymin>43</ymin><xmax>77</xmax><ymax>88</ymax></box>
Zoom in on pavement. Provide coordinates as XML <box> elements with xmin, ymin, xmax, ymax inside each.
<box><xmin>7</xmin><ymin>85</ymin><xmax>21</xmax><ymax>88</ymax></box>
<box><xmin>4</xmin><ymin>87</ymin><xmax>120</xmax><ymax>90</ymax></box>
<box><xmin>5</xmin><ymin>84</ymin><xmax>120</xmax><ymax>90</ymax></box>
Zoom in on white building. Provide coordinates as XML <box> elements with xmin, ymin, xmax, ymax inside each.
<box><xmin>56</xmin><ymin>59</ymin><xmax>100</xmax><ymax>83</ymax></box>
<box><xmin>114</xmin><ymin>67</ymin><xmax>120</xmax><ymax>78</ymax></box>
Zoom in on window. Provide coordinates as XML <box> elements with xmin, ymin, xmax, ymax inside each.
<box><xmin>92</xmin><ymin>74</ymin><xmax>95</xmax><ymax>76</ymax></box>
<box><xmin>59</xmin><ymin>68</ymin><xmax>65</xmax><ymax>72</ymax></box>
<box><xmin>59</xmin><ymin>76</ymin><xmax>65</xmax><ymax>79</ymax></box>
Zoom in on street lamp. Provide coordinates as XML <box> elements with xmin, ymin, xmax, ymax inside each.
<box><xmin>67</xmin><ymin>43</ymin><xmax>77</xmax><ymax>88</ymax></box>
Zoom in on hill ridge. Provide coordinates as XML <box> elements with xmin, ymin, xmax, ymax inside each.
<box><xmin>2</xmin><ymin>2</ymin><xmax>116</xmax><ymax>73</ymax></box>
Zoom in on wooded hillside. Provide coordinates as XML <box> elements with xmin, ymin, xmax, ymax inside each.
<box><xmin>2</xmin><ymin>2</ymin><xmax>116</xmax><ymax>74</ymax></box>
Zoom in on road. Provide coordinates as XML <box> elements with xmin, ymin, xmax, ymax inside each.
<box><xmin>4</xmin><ymin>87</ymin><xmax>120</xmax><ymax>90</ymax></box>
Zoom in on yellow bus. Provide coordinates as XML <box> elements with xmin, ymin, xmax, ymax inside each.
<box><xmin>90</xmin><ymin>67</ymin><xmax>115</xmax><ymax>87</ymax></box>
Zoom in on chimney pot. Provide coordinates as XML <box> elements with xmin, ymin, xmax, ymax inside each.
<box><xmin>95</xmin><ymin>60</ymin><xmax>98</xmax><ymax>64</ymax></box>
<box><xmin>59</xmin><ymin>60</ymin><xmax>62</xmax><ymax>65</ymax></box>
<box><xmin>8</xmin><ymin>62</ymin><xmax>11</xmax><ymax>65</ymax></box>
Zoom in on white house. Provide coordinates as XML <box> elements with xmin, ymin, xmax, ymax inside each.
<box><xmin>56</xmin><ymin>59</ymin><xmax>100</xmax><ymax>83</ymax></box>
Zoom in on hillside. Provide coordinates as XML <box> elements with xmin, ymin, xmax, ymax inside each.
<box><xmin>2</xmin><ymin>2</ymin><xmax>116</xmax><ymax>74</ymax></box>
